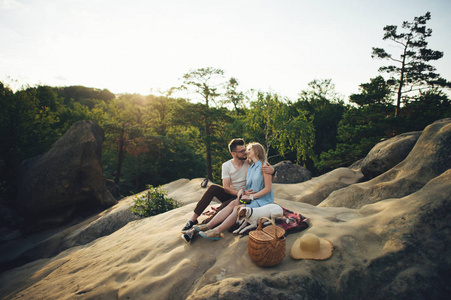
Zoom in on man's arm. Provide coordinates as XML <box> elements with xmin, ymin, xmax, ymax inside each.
<box><xmin>222</xmin><ymin>177</ymin><xmax>239</xmax><ymax>196</ymax></box>
<box><xmin>261</xmin><ymin>162</ymin><xmax>276</xmax><ymax>181</ymax></box>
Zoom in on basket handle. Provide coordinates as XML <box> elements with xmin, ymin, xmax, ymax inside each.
<box><xmin>257</xmin><ymin>217</ymin><xmax>278</xmax><ymax>241</ymax></box>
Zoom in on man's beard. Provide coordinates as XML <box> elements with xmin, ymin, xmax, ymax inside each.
<box><xmin>238</xmin><ymin>156</ymin><xmax>247</xmax><ymax>161</ymax></box>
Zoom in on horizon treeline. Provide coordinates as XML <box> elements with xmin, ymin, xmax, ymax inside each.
<box><xmin>1</xmin><ymin>75</ymin><xmax>450</xmax><ymax>205</ymax></box>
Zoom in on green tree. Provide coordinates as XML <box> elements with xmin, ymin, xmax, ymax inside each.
<box><xmin>319</xmin><ymin>77</ymin><xmax>396</xmax><ymax>172</ymax></box>
<box><xmin>400</xmin><ymin>88</ymin><xmax>451</xmax><ymax>131</ymax></box>
<box><xmin>100</xmin><ymin>94</ymin><xmax>149</xmax><ymax>185</ymax></box>
<box><xmin>179</xmin><ymin>67</ymin><xmax>227</xmax><ymax>181</ymax></box>
<box><xmin>55</xmin><ymin>85</ymin><xmax>115</xmax><ymax>109</ymax></box>
<box><xmin>318</xmin><ymin>104</ymin><xmax>395</xmax><ymax>172</ymax></box>
<box><xmin>372</xmin><ymin>12</ymin><xmax>451</xmax><ymax>117</ymax></box>
<box><xmin>0</xmin><ymin>84</ymin><xmax>62</xmax><ymax>205</ymax></box>
<box><xmin>246</xmin><ymin>92</ymin><xmax>316</xmax><ymax>164</ymax></box>
<box><xmin>349</xmin><ymin>76</ymin><xmax>393</xmax><ymax>107</ymax></box>
<box><xmin>223</xmin><ymin>77</ymin><xmax>247</xmax><ymax>114</ymax></box>
<box><xmin>99</xmin><ymin>94</ymin><xmax>206</xmax><ymax>194</ymax></box>
<box><xmin>294</xmin><ymin>79</ymin><xmax>347</xmax><ymax>171</ymax></box>
<box><xmin>142</xmin><ymin>95</ymin><xmax>205</xmax><ymax>185</ymax></box>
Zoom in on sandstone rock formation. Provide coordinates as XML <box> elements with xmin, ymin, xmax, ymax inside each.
<box><xmin>272</xmin><ymin>160</ymin><xmax>312</xmax><ymax>183</ymax></box>
<box><xmin>0</xmin><ymin>118</ymin><xmax>449</xmax><ymax>299</ymax></box>
<box><xmin>319</xmin><ymin>118</ymin><xmax>451</xmax><ymax>209</ymax></box>
<box><xmin>273</xmin><ymin>167</ymin><xmax>363</xmax><ymax>206</ymax></box>
<box><xmin>360</xmin><ymin>131</ymin><xmax>421</xmax><ymax>180</ymax></box>
<box><xmin>16</xmin><ymin>120</ymin><xmax>117</xmax><ymax>232</ymax></box>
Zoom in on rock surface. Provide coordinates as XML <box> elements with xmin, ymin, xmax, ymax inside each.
<box><xmin>319</xmin><ymin>118</ymin><xmax>451</xmax><ymax>209</ymax></box>
<box><xmin>0</xmin><ymin>118</ymin><xmax>450</xmax><ymax>299</ymax></box>
<box><xmin>15</xmin><ymin>120</ymin><xmax>117</xmax><ymax>232</ymax></box>
<box><xmin>360</xmin><ymin>131</ymin><xmax>421</xmax><ymax>180</ymax></box>
<box><xmin>273</xmin><ymin>167</ymin><xmax>363</xmax><ymax>206</ymax></box>
<box><xmin>272</xmin><ymin>160</ymin><xmax>312</xmax><ymax>183</ymax></box>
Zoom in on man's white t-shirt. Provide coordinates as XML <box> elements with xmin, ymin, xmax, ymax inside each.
<box><xmin>221</xmin><ymin>159</ymin><xmax>249</xmax><ymax>191</ymax></box>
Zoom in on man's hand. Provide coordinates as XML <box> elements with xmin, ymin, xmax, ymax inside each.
<box><xmin>261</xmin><ymin>162</ymin><xmax>275</xmax><ymax>176</ymax></box>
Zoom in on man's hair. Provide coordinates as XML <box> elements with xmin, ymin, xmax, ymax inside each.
<box><xmin>228</xmin><ymin>138</ymin><xmax>245</xmax><ymax>153</ymax></box>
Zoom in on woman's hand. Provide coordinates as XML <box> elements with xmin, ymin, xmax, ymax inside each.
<box><xmin>244</xmin><ymin>189</ymin><xmax>255</xmax><ymax>196</ymax></box>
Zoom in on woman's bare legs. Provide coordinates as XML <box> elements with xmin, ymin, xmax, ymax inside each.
<box><xmin>212</xmin><ymin>204</ymin><xmax>244</xmax><ymax>233</ymax></box>
<box><xmin>205</xmin><ymin>199</ymin><xmax>240</xmax><ymax>229</ymax></box>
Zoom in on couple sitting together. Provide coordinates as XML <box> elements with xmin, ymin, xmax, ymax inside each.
<box><xmin>181</xmin><ymin>138</ymin><xmax>276</xmax><ymax>242</ymax></box>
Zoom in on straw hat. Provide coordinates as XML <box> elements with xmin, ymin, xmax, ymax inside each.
<box><xmin>290</xmin><ymin>233</ymin><xmax>333</xmax><ymax>260</ymax></box>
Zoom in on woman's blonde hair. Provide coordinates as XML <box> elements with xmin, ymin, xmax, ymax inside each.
<box><xmin>247</xmin><ymin>142</ymin><xmax>267</xmax><ymax>162</ymax></box>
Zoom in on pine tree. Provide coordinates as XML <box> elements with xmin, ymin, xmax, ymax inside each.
<box><xmin>372</xmin><ymin>12</ymin><xmax>451</xmax><ymax>117</ymax></box>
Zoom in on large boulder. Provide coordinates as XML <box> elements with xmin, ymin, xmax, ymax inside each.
<box><xmin>360</xmin><ymin>131</ymin><xmax>421</xmax><ymax>180</ymax></box>
<box><xmin>273</xmin><ymin>160</ymin><xmax>312</xmax><ymax>183</ymax></box>
<box><xmin>16</xmin><ymin>120</ymin><xmax>117</xmax><ymax>231</ymax></box>
<box><xmin>319</xmin><ymin>118</ymin><xmax>451</xmax><ymax>209</ymax></box>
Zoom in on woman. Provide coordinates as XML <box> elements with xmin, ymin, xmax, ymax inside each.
<box><xmin>194</xmin><ymin>142</ymin><xmax>274</xmax><ymax>240</ymax></box>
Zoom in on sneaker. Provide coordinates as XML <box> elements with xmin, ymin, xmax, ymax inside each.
<box><xmin>181</xmin><ymin>220</ymin><xmax>198</xmax><ymax>233</ymax></box>
<box><xmin>199</xmin><ymin>229</ymin><xmax>221</xmax><ymax>241</ymax></box>
<box><xmin>181</xmin><ymin>228</ymin><xmax>196</xmax><ymax>244</ymax></box>
<box><xmin>193</xmin><ymin>224</ymin><xmax>210</xmax><ymax>232</ymax></box>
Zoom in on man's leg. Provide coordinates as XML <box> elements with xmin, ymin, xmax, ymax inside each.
<box><xmin>193</xmin><ymin>184</ymin><xmax>234</xmax><ymax>217</ymax></box>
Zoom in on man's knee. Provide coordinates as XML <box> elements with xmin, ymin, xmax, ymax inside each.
<box><xmin>207</xmin><ymin>184</ymin><xmax>222</xmax><ymax>192</ymax></box>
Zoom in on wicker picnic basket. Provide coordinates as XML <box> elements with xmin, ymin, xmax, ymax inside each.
<box><xmin>248</xmin><ymin>217</ymin><xmax>286</xmax><ymax>267</ymax></box>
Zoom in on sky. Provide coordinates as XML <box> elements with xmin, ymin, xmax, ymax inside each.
<box><xmin>1</xmin><ymin>0</ymin><xmax>451</xmax><ymax>102</ymax></box>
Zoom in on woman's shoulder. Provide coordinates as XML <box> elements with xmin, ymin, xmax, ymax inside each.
<box><xmin>251</xmin><ymin>160</ymin><xmax>263</xmax><ymax>169</ymax></box>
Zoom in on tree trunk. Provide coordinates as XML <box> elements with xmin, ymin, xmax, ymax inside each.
<box><xmin>396</xmin><ymin>40</ymin><xmax>409</xmax><ymax>117</ymax></box>
<box><xmin>205</xmin><ymin>121</ymin><xmax>213</xmax><ymax>181</ymax></box>
<box><xmin>114</xmin><ymin>126</ymin><xmax>126</xmax><ymax>184</ymax></box>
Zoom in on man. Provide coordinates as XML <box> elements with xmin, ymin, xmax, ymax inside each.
<box><xmin>181</xmin><ymin>138</ymin><xmax>275</xmax><ymax>242</ymax></box>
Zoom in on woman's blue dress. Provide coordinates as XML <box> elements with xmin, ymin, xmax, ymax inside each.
<box><xmin>245</xmin><ymin>160</ymin><xmax>274</xmax><ymax>208</ymax></box>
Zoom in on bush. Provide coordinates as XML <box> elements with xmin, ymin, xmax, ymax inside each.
<box><xmin>130</xmin><ymin>185</ymin><xmax>180</xmax><ymax>217</ymax></box>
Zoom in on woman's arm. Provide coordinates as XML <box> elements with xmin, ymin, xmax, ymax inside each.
<box><xmin>242</xmin><ymin>172</ymin><xmax>272</xmax><ymax>200</ymax></box>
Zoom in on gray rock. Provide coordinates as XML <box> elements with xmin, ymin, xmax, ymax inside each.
<box><xmin>16</xmin><ymin>120</ymin><xmax>117</xmax><ymax>231</ymax></box>
<box><xmin>361</xmin><ymin>131</ymin><xmax>421</xmax><ymax>179</ymax></box>
<box><xmin>104</xmin><ymin>178</ymin><xmax>121</xmax><ymax>199</ymax></box>
<box><xmin>273</xmin><ymin>160</ymin><xmax>312</xmax><ymax>183</ymax></box>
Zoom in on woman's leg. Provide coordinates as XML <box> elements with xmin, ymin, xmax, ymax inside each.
<box><xmin>213</xmin><ymin>204</ymin><xmax>244</xmax><ymax>233</ymax></box>
<box><xmin>205</xmin><ymin>199</ymin><xmax>240</xmax><ymax>229</ymax></box>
